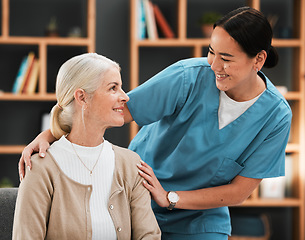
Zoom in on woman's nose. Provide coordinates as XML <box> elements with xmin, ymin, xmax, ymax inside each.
<box><xmin>120</xmin><ymin>90</ymin><xmax>129</xmax><ymax>102</ymax></box>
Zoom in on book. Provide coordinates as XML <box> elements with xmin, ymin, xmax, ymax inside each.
<box><xmin>12</xmin><ymin>56</ymin><xmax>29</xmax><ymax>94</ymax></box>
<box><xmin>152</xmin><ymin>3</ymin><xmax>175</xmax><ymax>38</ymax></box>
<box><xmin>12</xmin><ymin>52</ymin><xmax>35</xmax><ymax>94</ymax></box>
<box><xmin>17</xmin><ymin>52</ymin><xmax>35</xmax><ymax>93</ymax></box>
<box><xmin>21</xmin><ymin>53</ymin><xmax>36</xmax><ymax>93</ymax></box>
<box><xmin>137</xmin><ymin>0</ymin><xmax>146</xmax><ymax>39</ymax></box>
<box><xmin>25</xmin><ymin>59</ymin><xmax>40</xmax><ymax>94</ymax></box>
<box><xmin>143</xmin><ymin>0</ymin><xmax>158</xmax><ymax>39</ymax></box>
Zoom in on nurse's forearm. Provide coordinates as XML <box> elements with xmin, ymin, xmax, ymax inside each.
<box><xmin>138</xmin><ymin>160</ymin><xmax>262</xmax><ymax>210</ymax></box>
<box><xmin>175</xmin><ymin>175</ymin><xmax>261</xmax><ymax>210</ymax></box>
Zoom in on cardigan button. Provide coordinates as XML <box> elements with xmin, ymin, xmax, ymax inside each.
<box><xmin>109</xmin><ymin>204</ymin><xmax>114</xmax><ymax>210</ymax></box>
<box><xmin>117</xmin><ymin>227</ymin><xmax>122</xmax><ymax>232</ymax></box>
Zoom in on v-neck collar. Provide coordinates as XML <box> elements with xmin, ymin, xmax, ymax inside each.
<box><xmin>217</xmin><ymin>71</ymin><xmax>268</xmax><ymax>132</ymax></box>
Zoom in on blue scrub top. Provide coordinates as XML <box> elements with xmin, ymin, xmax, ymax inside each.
<box><xmin>127</xmin><ymin>58</ymin><xmax>292</xmax><ymax>236</ymax></box>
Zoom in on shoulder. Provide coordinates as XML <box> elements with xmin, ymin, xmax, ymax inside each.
<box><xmin>264</xmin><ymin>75</ymin><xmax>292</xmax><ymax>116</ymax></box>
<box><xmin>177</xmin><ymin>57</ymin><xmax>215</xmax><ymax>86</ymax></box>
<box><xmin>31</xmin><ymin>152</ymin><xmax>58</xmax><ymax>168</ymax></box>
<box><xmin>21</xmin><ymin>153</ymin><xmax>61</xmax><ymax>195</ymax></box>
<box><xmin>111</xmin><ymin>144</ymin><xmax>142</xmax><ymax>181</ymax></box>
<box><xmin>28</xmin><ymin>152</ymin><xmax>61</xmax><ymax>179</ymax></box>
<box><xmin>161</xmin><ymin>57</ymin><xmax>212</xmax><ymax>76</ymax></box>
<box><xmin>178</xmin><ymin>57</ymin><xmax>211</xmax><ymax>69</ymax></box>
<box><xmin>112</xmin><ymin>144</ymin><xmax>141</xmax><ymax>165</ymax></box>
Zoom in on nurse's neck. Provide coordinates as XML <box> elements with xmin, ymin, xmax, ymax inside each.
<box><xmin>225</xmin><ymin>74</ymin><xmax>266</xmax><ymax>102</ymax></box>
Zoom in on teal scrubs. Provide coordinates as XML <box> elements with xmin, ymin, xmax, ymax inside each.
<box><xmin>127</xmin><ymin>58</ymin><xmax>292</xmax><ymax>238</ymax></box>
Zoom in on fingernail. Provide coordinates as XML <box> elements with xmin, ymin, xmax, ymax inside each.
<box><xmin>143</xmin><ymin>180</ymin><xmax>147</xmax><ymax>184</ymax></box>
<box><xmin>40</xmin><ymin>153</ymin><xmax>45</xmax><ymax>158</ymax></box>
<box><xmin>27</xmin><ymin>166</ymin><xmax>31</xmax><ymax>171</ymax></box>
<box><xmin>140</xmin><ymin>160</ymin><xmax>145</xmax><ymax>164</ymax></box>
<box><xmin>138</xmin><ymin>169</ymin><xmax>143</xmax><ymax>174</ymax></box>
<box><xmin>19</xmin><ymin>175</ymin><xmax>23</xmax><ymax>182</ymax></box>
<box><xmin>137</xmin><ymin>163</ymin><xmax>142</xmax><ymax>167</ymax></box>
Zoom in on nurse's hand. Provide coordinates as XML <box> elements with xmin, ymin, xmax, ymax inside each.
<box><xmin>137</xmin><ymin>160</ymin><xmax>168</xmax><ymax>208</ymax></box>
<box><xmin>19</xmin><ymin>129</ymin><xmax>55</xmax><ymax>181</ymax></box>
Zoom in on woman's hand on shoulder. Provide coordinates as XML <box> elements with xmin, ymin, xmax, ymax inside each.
<box><xmin>19</xmin><ymin>129</ymin><xmax>55</xmax><ymax>181</ymax></box>
<box><xmin>137</xmin><ymin>160</ymin><xmax>168</xmax><ymax>208</ymax></box>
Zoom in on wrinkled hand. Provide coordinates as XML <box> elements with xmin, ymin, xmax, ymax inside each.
<box><xmin>137</xmin><ymin>160</ymin><xmax>168</xmax><ymax>208</ymax></box>
<box><xmin>18</xmin><ymin>139</ymin><xmax>50</xmax><ymax>182</ymax></box>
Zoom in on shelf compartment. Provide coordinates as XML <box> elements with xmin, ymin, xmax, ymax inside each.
<box><xmin>9</xmin><ymin>0</ymin><xmax>88</xmax><ymax>38</ymax></box>
<box><xmin>0</xmin><ymin>145</ymin><xmax>25</xmax><ymax>154</ymax></box>
<box><xmin>0</xmin><ymin>93</ymin><xmax>56</xmax><ymax>101</ymax></box>
<box><xmin>241</xmin><ymin>198</ymin><xmax>302</xmax><ymax>207</ymax></box>
<box><xmin>0</xmin><ymin>37</ymin><xmax>92</xmax><ymax>46</ymax></box>
<box><xmin>136</xmin><ymin>38</ymin><xmax>302</xmax><ymax>48</ymax></box>
<box><xmin>285</xmin><ymin>143</ymin><xmax>300</xmax><ymax>153</ymax></box>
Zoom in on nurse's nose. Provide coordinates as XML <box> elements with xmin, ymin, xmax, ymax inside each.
<box><xmin>210</xmin><ymin>57</ymin><xmax>223</xmax><ymax>72</ymax></box>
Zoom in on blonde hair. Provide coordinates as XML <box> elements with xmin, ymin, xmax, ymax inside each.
<box><xmin>50</xmin><ymin>53</ymin><xmax>120</xmax><ymax>139</ymax></box>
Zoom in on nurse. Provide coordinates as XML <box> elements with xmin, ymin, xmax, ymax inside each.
<box><xmin>19</xmin><ymin>6</ymin><xmax>291</xmax><ymax>240</ymax></box>
<box><xmin>125</xmin><ymin>6</ymin><xmax>291</xmax><ymax>239</ymax></box>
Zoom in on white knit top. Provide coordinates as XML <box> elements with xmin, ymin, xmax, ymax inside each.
<box><xmin>218</xmin><ymin>90</ymin><xmax>264</xmax><ymax>129</ymax></box>
<box><xmin>48</xmin><ymin>136</ymin><xmax>116</xmax><ymax>240</ymax></box>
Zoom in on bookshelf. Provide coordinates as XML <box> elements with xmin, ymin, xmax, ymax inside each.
<box><xmin>0</xmin><ymin>0</ymin><xmax>95</xmax><ymax>185</ymax></box>
<box><xmin>129</xmin><ymin>0</ymin><xmax>305</xmax><ymax>239</ymax></box>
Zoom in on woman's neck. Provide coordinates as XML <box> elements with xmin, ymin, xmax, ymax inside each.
<box><xmin>67</xmin><ymin>127</ymin><xmax>105</xmax><ymax>147</ymax></box>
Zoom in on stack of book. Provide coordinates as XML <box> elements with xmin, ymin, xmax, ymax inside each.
<box><xmin>12</xmin><ymin>52</ymin><xmax>40</xmax><ymax>94</ymax></box>
<box><xmin>138</xmin><ymin>0</ymin><xmax>175</xmax><ymax>40</ymax></box>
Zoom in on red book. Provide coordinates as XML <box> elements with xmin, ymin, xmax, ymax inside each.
<box><xmin>152</xmin><ymin>3</ymin><xmax>175</xmax><ymax>38</ymax></box>
<box><xmin>22</xmin><ymin>54</ymin><xmax>36</xmax><ymax>93</ymax></box>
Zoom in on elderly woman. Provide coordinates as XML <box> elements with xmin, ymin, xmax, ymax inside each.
<box><xmin>13</xmin><ymin>53</ymin><xmax>161</xmax><ymax>240</ymax></box>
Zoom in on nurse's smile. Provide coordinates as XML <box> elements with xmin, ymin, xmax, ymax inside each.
<box><xmin>215</xmin><ymin>73</ymin><xmax>229</xmax><ymax>81</ymax></box>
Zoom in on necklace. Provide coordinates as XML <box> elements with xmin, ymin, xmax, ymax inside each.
<box><xmin>70</xmin><ymin>142</ymin><xmax>104</xmax><ymax>176</ymax></box>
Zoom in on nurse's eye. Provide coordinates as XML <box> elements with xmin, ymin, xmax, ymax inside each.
<box><xmin>222</xmin><ymin>58</ymin><xmax>230</xmax><ymax>62</ymax></box>
<box><xmin>208</xmin><ymin>49</ymin><xmax>215</xmax><ymax>55</ymax></box>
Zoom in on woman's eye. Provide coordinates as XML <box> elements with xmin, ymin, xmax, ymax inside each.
<box><xmin>110</xmin><ymin>86</ymin><xmax>116</xmax><ymax>91</ymax></box>
<box><xmin>222</xmin><ymin>58</ymin><xmax>230</xmax><ymax>62</ymax></box>
<box><xmin>208</xmin><ymin>49</ymin><xmax>215</xmax><ymax>55</ymax></box>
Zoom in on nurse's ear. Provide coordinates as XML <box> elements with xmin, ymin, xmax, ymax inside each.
<box><xmin>254</xmin><ymin>50</ymin><xmax>267</xmax><ymax>72</ymax></box>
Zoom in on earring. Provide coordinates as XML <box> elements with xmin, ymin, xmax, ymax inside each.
<box><xmin>81</xmin><ymin>105</ymin><xmax>86</xmax><ymax>130</ymax></box>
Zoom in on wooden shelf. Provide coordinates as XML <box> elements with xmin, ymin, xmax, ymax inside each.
<box><xmin>135</xmin><ymin>38</ymin><xmax>303</xmax><ymax>48</ymax></box>
<box><xmin>241</xmin><ymin>198</ymin><xmax>302</xmax><ymax>207</ymax></box>
<box><xmin>137</xmin><ymin>38</ymin><xmax>211</xmax><ymax>47</ymax></box>
<box><xmin>272</xmin><ymin>38</ymin><xmax>303</xmax><ymax>48</ymax></box>
<box><xmin>286</xmin><ymin>143</ymin><xmax>300</xmax><ymax>153</ymax></box>
<box><xmin>0</xmin><ymin>145</ymin><xmax>25</xmax><ymax>154</ymax></box>
<box><xmin>284</xmin><ymin>91</ymin><xmax>302</xmax><ymax>100</ymax></box>
<box><xmin>0</xmin><ymin>36</ymin><xmax>92</xmax><ymax>46</ymax></box>
<box><xmin>0</xmin><ymin>0</ymin><xmax>96</xmax><ymax>186</ymax></box>
<box><xmin>0</xmin><ymin>93</ymin><xmax>56</xmax><ymax>101</ymax></box>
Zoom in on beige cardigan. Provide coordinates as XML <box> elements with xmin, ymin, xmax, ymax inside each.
<box><xmin>13</xmin><ymin>145</ymin><xmax>161</xmax><ymax>240</ymax></box>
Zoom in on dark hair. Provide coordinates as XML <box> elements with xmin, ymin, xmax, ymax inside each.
<box><xmin>214</xmin><ymin>6</ymin><xmax>278</xmax><ymax>68</ymax></box>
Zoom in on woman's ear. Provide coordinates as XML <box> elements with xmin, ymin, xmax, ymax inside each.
<box><xmin>254</xmin><ymin>50</ymin><xmax>267</xmax><ymax>71</ymax></box>
<box><xmin>74</xmin><ymin>88</ymin><xmax>87</xmax><ymax>107</ymax></box>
